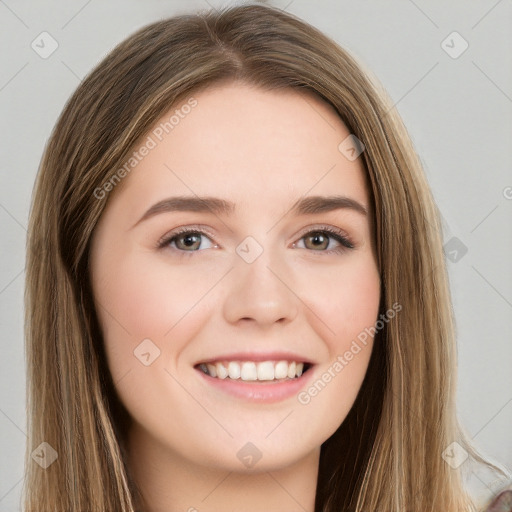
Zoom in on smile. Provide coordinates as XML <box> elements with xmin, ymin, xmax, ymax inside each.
<box><xmin>197</xmin><ymin>360</ymin><xmax>311</xmax><ymax>381</ymax></box>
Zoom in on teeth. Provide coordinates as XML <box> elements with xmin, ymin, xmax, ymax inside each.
<box><xmin>257</xmin><ymin>361</ymin><xmax>274</xmax><ymax>381</ymax></box>
<box><xmin>199</xmin><ymin>360</ymin><xmax>308</xmax><ymax>381</ymax></box>
<box><xmin>274</xmin><ymin>361</ymin><xmax>288</xmax><ymax>379</ymax></box>
<box><xmin>206</xmin><ymin>364</ymin><xmax>217</xmax><ymax>378</ymax></box>
<box><xmin>240</xmin><ymin>362</ymin><xmax>257</xmax><ymax>381</ymax></box>
<box><xmin>216</xmin><ymin>362</ymin><xmax>228</xmax><ymax>379</ymax></box>
<box><xmin>228</xmin><ymin>361</ymin><xmax>241</xmax><ymax>379</ymax></box>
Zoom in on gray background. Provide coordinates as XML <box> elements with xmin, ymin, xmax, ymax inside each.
<box><xmin>1</xmin><ymin>0</ymin><xmax>511</xmax><ymax>510</ymax></box>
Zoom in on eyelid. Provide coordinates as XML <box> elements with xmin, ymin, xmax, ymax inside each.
<box><xmin>156</xmin><ymin>223</ymin><xmax>355</xmax><ymax>253</ymax></box>
<box><xmin>295</xmin><ymin>224</ymin><xmax>352</xmax><ymax>243</ymax></box>
<box><xmin>292</xmin><ymin>224</ymin><xmax>355</xmax><ymax>253</ymax></box>
<box><xmin>156</xmin><ymin>224</ymin><xmax>216</xmax><ymax>249</ymax></box>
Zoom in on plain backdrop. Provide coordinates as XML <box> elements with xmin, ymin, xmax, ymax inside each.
<box><xmin>0</xmin><ymin>0</ymin><xmax>511</xmax><ymax>510</ymax></box>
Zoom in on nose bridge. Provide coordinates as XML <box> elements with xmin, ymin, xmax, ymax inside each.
<box><xmin>222</xmin><ymin>239</ymin><xmax>299</xmax><ymax>326</ymax></box>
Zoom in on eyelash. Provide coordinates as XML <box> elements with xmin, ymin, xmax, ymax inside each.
<box><xmin>157</xmin><ymin>224</ymin><xmax>355</xmax><ymax>256</ymax></box>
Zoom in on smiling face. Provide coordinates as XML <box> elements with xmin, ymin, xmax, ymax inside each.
<box><xmin>89</xmin><ymin>81</ymin><xmax>381</xmax><ymax>474</ymax></box>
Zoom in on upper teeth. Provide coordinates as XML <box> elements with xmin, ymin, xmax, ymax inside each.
<box><xmin>199</xmin><ymin>361</ymin><xmax>305</xmax><ymax>381</ymax></box>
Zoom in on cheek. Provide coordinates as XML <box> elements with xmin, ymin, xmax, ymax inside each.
<box><xmin>332</xmin><ymin>266</ymin><xmax>381</xmax><ymax>348</ymax></box>
<box><xmin>293</xmin><ymin>254</ymin><xmax>380</xmax><ymax>428</ymax></box>
<box><xmin>302</xmin><ymin>253</ymin><xmax>381</xmax><ymax>354</ymax></box>
<box><xmin>92</xmin><ymin>251</ymin><xmax>222</xmax><ymax>377</ymax></box>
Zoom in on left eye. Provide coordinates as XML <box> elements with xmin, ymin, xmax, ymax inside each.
<box><xmin>294</xmin><ymin>229</ymin><xmax>353</xmax><ymax>253</ymax></box>
<box><xmin>160</xmin><ymin>230</ymin><xmax>216</xmax><ymax>252</ymax></box>
<box><xmin>158</xmin><ymin>227</ymin><xmax>354</xmax><ymax>254</ymax></box>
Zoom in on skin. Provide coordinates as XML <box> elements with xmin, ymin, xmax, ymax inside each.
<box><xmin>89</xmin><ymin>81</ymin><xmax>381</xmax><ymax>512</ymax></box>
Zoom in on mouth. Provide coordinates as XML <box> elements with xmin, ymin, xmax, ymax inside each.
<box><xmin>195</xmin><ymin>360</ymin><xmax>313</xmax><ymax>382</ymax></box>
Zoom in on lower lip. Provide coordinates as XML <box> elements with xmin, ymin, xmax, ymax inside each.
<box><xmin>196</xmin><ymin>367</ymin><xmax>315</xmax><ymax>403</ymax></box>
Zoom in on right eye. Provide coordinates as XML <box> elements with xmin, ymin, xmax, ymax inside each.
<box><xmin>157</xmin><ymin>228</ymin><xmax>217</xmax><ymax>253</ymax></box>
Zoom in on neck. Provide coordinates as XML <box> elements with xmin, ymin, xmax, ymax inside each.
<box><xmin>126</xmin><ymin>422</ymin><xmax>320</xmax><ymax>512</ymax></box>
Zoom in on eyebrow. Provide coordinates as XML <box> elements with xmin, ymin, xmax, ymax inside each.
<box><xmin>133</xmin><ymin>194</ymin><xmax>368</xmax><ymax>227</ymax></box>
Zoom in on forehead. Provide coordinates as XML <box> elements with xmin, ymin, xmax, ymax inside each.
<box><xmin>107</xmin><ymin>82</ymin><xmax>370</xmax><ymax>220</ymax></box>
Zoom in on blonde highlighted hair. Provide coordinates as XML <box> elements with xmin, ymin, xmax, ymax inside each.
<box><xmin>24</xmin><ymin>3</ymin><xmax>507</xmax><ymax>511</ymax></box>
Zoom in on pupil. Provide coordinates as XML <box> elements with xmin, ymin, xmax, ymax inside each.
<box><xmin>312</xmin><ymin>233</ymin><xmax>326</xmax><ymax>247</ymax></box>
<box><xmin>184</xmin><ymin>234</ymin><xmax>199</xmax><ymax>247</ymax></box>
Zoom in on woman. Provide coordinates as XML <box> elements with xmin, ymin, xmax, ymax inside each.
<box><xmin>24</xmin><ymin>3</ymin><xmax>511</xmax><ymax>511</ymax></box>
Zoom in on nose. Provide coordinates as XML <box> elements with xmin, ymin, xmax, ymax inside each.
<box><xmin>222</xmin><ymin>248</ymin><xmax>299</xmax><ymax>328</ymax></box>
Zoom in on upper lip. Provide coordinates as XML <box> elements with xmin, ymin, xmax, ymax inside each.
<box><xmin>194</xmin><ymin>351</ymin><xmax>315</xmax><ymax>366</ymax></box>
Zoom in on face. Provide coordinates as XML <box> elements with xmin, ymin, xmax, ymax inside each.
<box><xmin>89</xmin><ymin>81</ymin><xmax>381</xmax><ymax>474</ymax></box>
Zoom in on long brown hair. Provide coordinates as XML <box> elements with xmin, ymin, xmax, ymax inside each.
<box><xmin>24</xmin><ymin>3</ymin><xmax>507</xmax><ymax>511</ymax></box>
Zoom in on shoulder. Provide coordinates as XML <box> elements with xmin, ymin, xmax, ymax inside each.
<box><xmin>485</xmin><ymin>490</ymin><xmax>512</xmax><ymax>512</ymax></box>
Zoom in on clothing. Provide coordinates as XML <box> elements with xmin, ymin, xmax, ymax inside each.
<box><xmin>133</xmin><ymin>489</ymin><xmax>512</xmax><ymax>511</ymax></box>
<box><xmin>485</xmin><ymin>490</ymin><xmax>512</xmax><ymax>512</ymax></box>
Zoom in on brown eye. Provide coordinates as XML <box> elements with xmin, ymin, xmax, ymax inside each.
<box><xmin>158</xmin><ymin>229</ymin><xmax>216</xmax><ymax>253</ymax></box>
<box><xmin>304</xmin><ymin>232</ymin><xmax>329</xmax><ymax>250</ymax></box>
<box><xmin>174</xmin><ymin>232</ymin><xmax>202</xmax><ymax>251</ymax></box>
<box><xmin>295</xmin><ymin>228</ymin><xmax>354</xmax><ymax>254</ymax></box>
